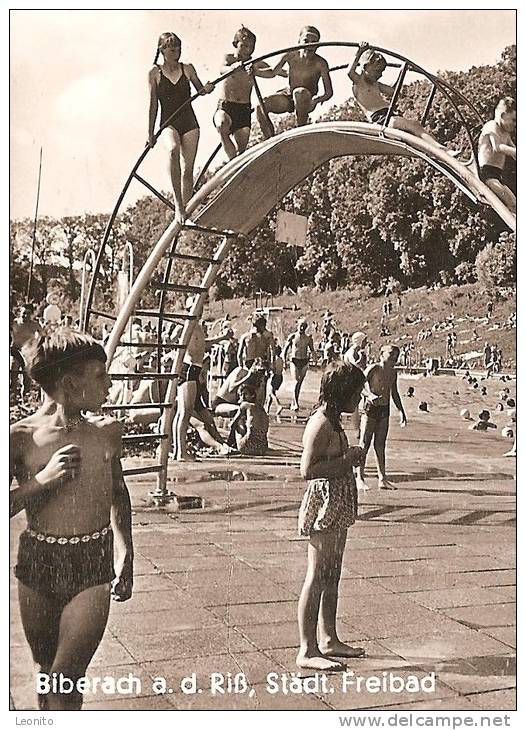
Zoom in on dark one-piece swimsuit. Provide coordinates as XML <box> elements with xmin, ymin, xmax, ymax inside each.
<box><xmin>157</xmin><ymin>65</ymin><xmax>199</xmax><ymax>136</ymax></box>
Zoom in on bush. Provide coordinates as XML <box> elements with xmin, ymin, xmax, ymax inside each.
<box><xmin>454</xmin><ymin>261</ymin><xmax>477</xmax><ymax>284</ymax></box>
<box><xmin>475</xmin><ymin>232</ymin><xmax>516</xmax><ymax>289</ymax></box>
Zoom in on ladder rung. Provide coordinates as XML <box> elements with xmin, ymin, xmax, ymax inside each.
<box><xmin>154</xmin><ymin>283</ymin><xmax>208</xmax><ymax>294</ymax></box>
<box><xmin>89</xmin><ymin>309</ymin><xmax>117</xmax><ymax>321</ymax></box>
<box><xmin>102</xmin><ymin>402</ymin><xmax>173</xmax><ymax>410</ymax></box>
<box><xmin>110</xmin><ymin>373</ymin><xmax>177</xmax><ymax>380</ymax></box>
<box><xmin>122</xmin><ymin>464</ymin><xmax>165</xmax><ymax>476</ymax></box>
<box><xmin>117</xmin><ymin>342</ymin><xmax>184</xmax><ymax>349</ymax></box>
<box><xmin>122</xmin><ymin>433</ymin><xmax>168</xmax><ymax>443</ymax></box>
<box><xmin>135</xmin><ymin>310</ymin><xmax>197</xmax><ymax>321</ymax></box>
<box><xmin>168</xmin><ymin>252</ymin><xmax>217</xmax><ymax>264</ymax></box>
<box><xmin>183</xmin><ymin>222</ymin><xmax>238</xmax><ymax>238</ymax></box>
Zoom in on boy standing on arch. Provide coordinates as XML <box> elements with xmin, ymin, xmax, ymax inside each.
<box><xmin>257</xmin><ymin>26</ymin><xmax>333</xmax><ymax>138</ymax></box>
<box><xmin>348</xmin><ymin>43</ymin><xmax>459</xmax><ymax>156</ymax></box>
<box><xmin>214</xmin><ymin>27</ymin><xmax>284</xmax><ymax>160</ymax></box>
<box><xmin>10</xmin><ymin>331</ymin><xmax>134</xmax><ymax>710</ymax></box>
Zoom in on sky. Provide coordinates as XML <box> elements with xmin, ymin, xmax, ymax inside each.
<box><xmin>9</xmin><ymin>8</ymin><xmax>516</xmax><ymax>220</ymax></box>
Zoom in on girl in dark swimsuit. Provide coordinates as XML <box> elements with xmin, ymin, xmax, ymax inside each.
<box><xmin>147</xmin><ymin>32</ymin><xmax>213</xmax><ymax>223</ymax></box>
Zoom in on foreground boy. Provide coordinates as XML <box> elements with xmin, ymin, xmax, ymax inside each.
<box><xmin>10</xmin><ymin>330</ymin><xmax>134</xmax><ymax>710</ymax></box>
<box><xmin>257</xmin><ymin>26</ymin><xmax>333</xmax><ymax>138</ymax></box>
<box><xmin>356</xmin><ymin>344</ymin><xmax>407</xmax><ymax>491</ymax></box>
<box><xmin>477</xmin><ymin>97</ymin><xmax>516</xmax><ymax>213</ymax></box>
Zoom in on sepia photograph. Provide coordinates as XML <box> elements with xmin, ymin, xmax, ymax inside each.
<box><xmin>9</xmin><ymin>7</ymin><xmax>516</xmax><ymax>718</ymax></box>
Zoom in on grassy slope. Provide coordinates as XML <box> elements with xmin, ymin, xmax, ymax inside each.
<box><xmin>208</xmin><ymin>283</ymin><xmax>516</xmax><ymax>369</ymax></box>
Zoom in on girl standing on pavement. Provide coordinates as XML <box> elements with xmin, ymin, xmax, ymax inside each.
<box><xmin>297</xmin><ymin>361</ymin><xmax>366</xmax><ymax>671</ymax></box>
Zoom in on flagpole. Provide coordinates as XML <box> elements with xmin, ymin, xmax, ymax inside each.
<box><xmin>26</xmin><ymin>146</ymin><xmax>43</xmax><ymax>301</ymax></box>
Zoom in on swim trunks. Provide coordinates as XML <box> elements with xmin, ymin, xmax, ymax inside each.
<box><xmin>480</xmin><ymin>164</ymin><xmax>503</xmax><ymax>183</ymax></box>
<box><xmin>361</xmin><ymin>401</ymin><xmax>390</xmax><ymax>421</ymax></box>
<box><xmin>15</xmin><ymin>526</ymin><xmax>115</xmax><ymax>605</ymax></box>
<box><xmin>370</xmin><ymin>107</ymin><xmax>389</xmax><ymax>125</ymax></box>
<box><xmin>291</xmin><ymin>357</ymin><xmax>309</xmax><ymax>369</ymax></box>
<box><xmin>271</xmin><ymin>373</ymin><xmax>283</xmax><ymax>392</ymax></box>
<box><xmin>157</xmin><ymin>66</ymin><xmax>199</xmax><ymax>137</ymax></box>
<box><xmin>216</xmin><ymin>99</ymin><xmax>252</xmax><ymax>133</ymax></box>
<box><xmin>181</xmin><ymin>363</ymin><xmax>202</xmax><ymax>382</ymax></box>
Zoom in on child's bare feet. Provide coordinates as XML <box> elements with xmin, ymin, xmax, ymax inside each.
<box><xmin>174</xmin><ymin>207</ymin><xmax>186</xmax><ymax>225</ymax></box>
<box><xmin>296</xmin><ymin>652</ymin><xmax>346</xmax><ymax>672</ymax></box>
<box><xmin>320</xmin><ymin>640</ymin><xmax>366</xmax><ymax>659</ymax></box>
<box><xmin>356</xmin><ymin>477</ymin><xmax>370</xmax><ymax>491</ymax></box>
<box><xmin>378</xmin><ymin>477</ymin><xmax>396</xmax><ymax>490</ymax></box>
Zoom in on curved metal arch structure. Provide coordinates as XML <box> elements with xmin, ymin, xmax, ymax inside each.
<box><xmin>82</xmin><ymin>42</ymin><xmax>515</xmax><ymax>503</ymax></box>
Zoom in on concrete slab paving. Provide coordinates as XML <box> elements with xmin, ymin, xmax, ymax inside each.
<box><xmin>379</xmin><ymin>628</ymin><xmax>515</xmax><ymax>662</ymax></box>
<box><xmin>441</xmin><ymin>603</ymin><xmax>516</xmax><ymax>629</ymax></box>
<box><xmin>107</xmin><ymin>606</ymin><xmax>222</xmax><ymax>635</ymax></box>
<box><xmin>417</xmin><ymin>656</ymin><xmax>516</xmax><ymax>695</ymax></box>
<box><xmin>462</xmin><ymin>689</ymin><xmax>516</xmax><ymax>710</ymax></box>
<box><xmin>402</xmin><ymin>585</ymin><xmax>516</xmax><ymax>610</ymax></box>
<box><xmin>480</xmin><ymin>627</ymin><xmax>516</xmax><ymax>649</ymax></box>
<box><xmin>114</xmin><ymin>626</ymin><xmax>256</xmax><ymax>663</ymax></box>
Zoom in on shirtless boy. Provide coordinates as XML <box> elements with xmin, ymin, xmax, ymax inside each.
<box><xmin>10</xmin><ymin>331</ymin><xmax>133</xmax><ymax>710</ymax></box>
<box><xmin>356</xmin><ymin>344</ymin><xmax>407</xmax><ymax>491</ymax></box>
<box><xmin>348</xmin><ymin>43</ymin><xmax>458</xmax><ymax>156</ymax></box>
<box><xmin>215</xmin><ymin>26</ymin><xmax>284</xmax><ymax>159</ymax></box>
<box><xmin>478</xmin><ymin>97</ymin><xmax>516</xmax><ymax>213</ymax></box>
<box><xmin>283</xmin><ymin>319</ymin><xmax>315</xmax><ymax>411</ymax></box>
<box><xmin>257</xmin><ymin>26</ymin><xmax>333</xmax><ymax>138</ymax></box>
<box><xmin>211</xmin><ymin>364</ymin><xmax>251</xmax><ymax>416</ymax></box>
<box><xmin>237</xmin><ymin>314</ymin><xmax>276</xmax><ymax>369</ymax></box>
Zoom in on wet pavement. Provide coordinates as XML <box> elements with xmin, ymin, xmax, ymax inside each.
<box><xmin>10</xmin><ymin>372</ymin><xmax>516</xmax><ymax>711</ymax></box>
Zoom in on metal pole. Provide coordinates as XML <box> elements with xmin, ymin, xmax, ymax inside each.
<box><xmin>26</xmin><ymin>147</ymin><xmax>43</xmax><ymax>301</ymax></box>
<box><xmin>79</xmin><ymin>248</ymin><xmax>96</xmax><ymax>323</ymax></box>
<box><xmin>383</xmin><ymin>63</ymin><xmax>409</xmax><ymax>129</ymax></box>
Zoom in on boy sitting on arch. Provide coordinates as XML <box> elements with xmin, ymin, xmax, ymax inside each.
<box><xmin>348</xmin><ymin>43</ymin><xmax>459</xmax><ymax>156</ymax></box>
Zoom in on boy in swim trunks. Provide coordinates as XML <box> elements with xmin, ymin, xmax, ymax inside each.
<box><xmin>10</xmin><ymin>330</ymin><xmax>133</xmax><ymax>710</ymax></box>
<box><xmin>356</xmin><ymin>344</ymin><xmax>407</xmax><ymax>491</ymax></box>
<box><xmin>348</xmin><ymin>43</ymin><xmax>459</xmax><ymax>156</ymax></box>
<box><xmin>237</xmin><ymin>314</ymin><xmax>276</xmax><ymax>370</ymax></box>
<box><xmin>283</xmin><ymin>319</ymin><xmax>315</xmax><ymax>412</ymax></box>
<box><xmin>477</xmin><ymin>97</ymin><xmax>516</xmax><ymax>213</ymax></box>
<box><xmin>215</xmin><ymin>26</ymin><xmax>284</xmax><ymax>160</ymax></box>
<box><xmin>257</xmin><ymin>26</ymin><xmax>333</xmax><ymax>138</ymax></box>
